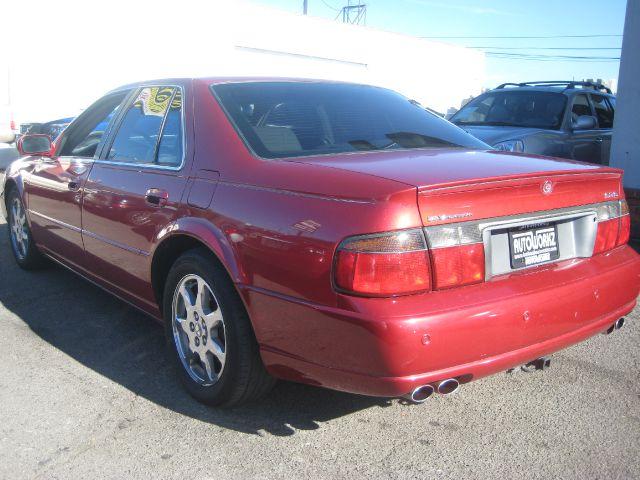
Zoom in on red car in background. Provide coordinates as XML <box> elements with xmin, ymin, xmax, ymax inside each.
<box><xmin>3</xmin><ymin>78</ymin><xmax>639</xmax><ymax>406</ymax></box>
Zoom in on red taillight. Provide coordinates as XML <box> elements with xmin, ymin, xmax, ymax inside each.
<box><xmin>593</xmin><ymin>218</ymin><xmax>619</xmax><ymax>254</ymax></box>
<box><xmin>593</xmin><ymin>200</ymin><xmax>630</xmax><ymax>255</ymax></box>
<box><xmin>618</xmin><ymin>215</ymin><xmax>631</xmax><ymax>246</ymax></box>
<box><xmin>334</xmin><ymin>230</ymin><xmax>431</xmax><ymax>296</ymax></box>
<box><xmin>424</xmin><ymin>223</ymin><xmax>485</xmax><ymax>290</ymax></box>
<box><xmin>430</xmin><ymin>243</ymin><xmax>485</xmax><ymax>290</ymax></box>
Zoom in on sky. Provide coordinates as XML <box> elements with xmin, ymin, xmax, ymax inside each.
<box><xmin>0</xmin><ymin>0</ymin><xmax>628</xmax><ymax>123</ymax></box>
<box><xmin>249</xmin><ymin>0</ymin><xmax>627</xmax><ymax>88</ymax></box>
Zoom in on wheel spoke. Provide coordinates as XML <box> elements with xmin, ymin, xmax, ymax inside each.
<box><xmin>204</xmin><ymin>308</ymin><xmax>223</xmax><ymax>329</ymax></box>
<box><xmin>205</xmin><ymin>338</ymin><xmax>226</xmax><ymax>368</ymax></box>
<box><xmin>202</xmin><ymin>356</ymin><xmax>215</xmax><ymax>381</ymax></box>
<box><xmin>196</xmin><ymin>279</ymin><xmax>204</xmax><ymax>308</ymax></box>
<box><xmin>176</xmin><ymin>316</ymin><xmax>192</xmax><ymax>337</ymax></box>
<box><xmin>179</xmin><ymin>285</ymin><xmax>195</xmax><ymax>310</ymax></box>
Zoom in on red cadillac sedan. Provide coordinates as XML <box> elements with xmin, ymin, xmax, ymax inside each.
<box><xmin>3</xmin><ymin>78</ymin><xmax>639</xmax><ymax>406</ymax></box>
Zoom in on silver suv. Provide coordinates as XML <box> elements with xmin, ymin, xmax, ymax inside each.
<box><xmin>450</xmin><ymin>81</ymin><xmax>616</xmax><ymax>165</ymax></box>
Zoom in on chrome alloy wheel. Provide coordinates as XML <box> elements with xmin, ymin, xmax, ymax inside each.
<box><xmin>10</xmin><ymin>197</ymin><xmax>29</xmax><ymax>260</ymax></box>
<box><xmin>172</xmin><ymin>274</ymin><xmax>227</xmax><ymax>386</ymax></box>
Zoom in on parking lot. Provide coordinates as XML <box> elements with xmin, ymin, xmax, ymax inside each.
<box><xmin>0</xmin><ymin>213</ymin><xmax>638</xmax><ymax>479</ymax></box>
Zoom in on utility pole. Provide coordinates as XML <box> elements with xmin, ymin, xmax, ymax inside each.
<box><xmin>303</xmin><ymin>0</ymin><xmax>308</xmax><ymax>15</ymax></box>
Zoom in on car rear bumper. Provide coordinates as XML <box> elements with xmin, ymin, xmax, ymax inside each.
<box><xmin>245</xmin><ymin>245</ymin><xmax>640</xmax><ymax>397</ymax></box>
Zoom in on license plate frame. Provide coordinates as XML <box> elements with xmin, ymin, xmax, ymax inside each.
<box><xmin>508</xmin><ymin>222</ymin><xmax>560</xmax><ymax>269</ymax></box>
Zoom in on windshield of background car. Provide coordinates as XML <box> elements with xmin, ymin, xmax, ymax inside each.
<box><xmin>211</xmin><ymin>82</ymin><xmax>488</xmax><ymax>159</ymax></box>
<box><xmin>451</xmin><ymin>90</ymin><xmax>568</xmax><ymax>130</ymax></box>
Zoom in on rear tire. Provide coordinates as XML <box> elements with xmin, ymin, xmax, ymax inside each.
<box><xmin>162</xmin><ymin>248</ymin><xmax>275</xmax><ymax>407</ymax></box>
<box><xmin>6</xmin><ymin>188</ymin><xmax>47</xmax><ymax>270</ymax></box>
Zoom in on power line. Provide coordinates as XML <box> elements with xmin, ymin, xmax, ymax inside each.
<box><xmin>422</xmin><ymin>34</ymin><xmax>623</xmax><ymax>39</ymax></box>
<box><xmin>469</xmin><ymin>46</ymin><xmax>621</xmax><ymax>51</ymax></box>
<box><xmin>486</xmin><ymin>52</ymin><xmax>620</xmax><ymax>62</ymax></box>
<box><xmin>318</xmin><ymin>0</ymin><xmax>340</xmax><ymax>11</ymax></box>
<box><xmin>485</xmin><ymin>52</ymin><xmax>619</xmax><ymax>59</ymax></box>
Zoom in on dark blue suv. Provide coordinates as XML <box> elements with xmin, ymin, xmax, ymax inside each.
<box><xmin>450</xmin><ymin>81</ymin><xmax>616</xmax><ymax>165</ymax></box>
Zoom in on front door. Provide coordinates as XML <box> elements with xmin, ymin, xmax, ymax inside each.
<box><xmin>26</xmin><ymin>91</ymin><xmax>129</xmax><ymax>268</ymax></box>
<box><xmin>566</xmin><ymin>93</ymin><xmax>601</xmax><ymax>164</ymax></box>
<box><xmin>81</xmin><ymin>85</ymin><xmax>189</xmax><ymax>309</ymax></box>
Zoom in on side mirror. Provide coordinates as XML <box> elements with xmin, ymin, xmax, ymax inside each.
<box><xmin>17</xmin><ymin>134</ymin><xmax>54</xmax><ymax>157</ymax></box>
<box><xmin>572</xmin><ymin>115</ymin><xmax>597</xmax><ymax>131</ymax></box>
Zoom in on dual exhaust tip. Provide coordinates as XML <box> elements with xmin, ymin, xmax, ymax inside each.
<box><xmin>406</xmin><ymin>378</ymin><xmax>459</xmax><ymax>403</ymax></box>
<box><xmin>604</xmin><ymin>317</ymin><xmax>625</xmax><ymax>335</ymax></box>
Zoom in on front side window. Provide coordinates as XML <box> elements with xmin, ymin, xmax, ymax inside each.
<box><xmin>591</xmin><ymin>94</ymin><xmax>614</xmax><ymax>129</ymax></box>
<box><xmin>212</xmin><ymin>82</ymin><xmax>487</xmax><ymax>159</ymax></box>
<box><xmin>571</xmin><ymin>94</ymin><xmax>593</xmax><ymax>120</ymax></box>
<box><xmin>451</xmin><ymin>91</ymin><xmax>567</xmax><ymax>129</ymax></box>
<box><xmin>58</xmin><ymin>92</ymin><xmax>127</xmax><ymax>158</ymax></box>
<box><xmin>107</xmin><ymin>86</ymin><xmax>183</xmax><ymax>166</ymax></box>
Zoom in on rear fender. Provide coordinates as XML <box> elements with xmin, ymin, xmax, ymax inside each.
<box><xmin>153</xmin><ymin>216</ymin><xmax>247</xmax><ymax>285</ymax></box>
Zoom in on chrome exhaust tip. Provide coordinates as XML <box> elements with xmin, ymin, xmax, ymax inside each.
<box><xmin>437</xmin><ymin>378</ymin><xmax>460</xmax><ymax>395</ymax></box>
<box><xmin>615</xmin><ymin>317</ymin><xmax>625</xmax><ymax>330</ymax></box>
<box><xmin>604</xmin><ymin>324</ymin><xmax>616</xmax><ymax>335</ymax></box>
<box><xmin>406</xmin><ymin>385</ymin><xmax>435</xmax><ymax>403</ymax></box>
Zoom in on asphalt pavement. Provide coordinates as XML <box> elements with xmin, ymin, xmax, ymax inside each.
<box><xmin>0</xmin><ymin>214</ymin><xmax>638</xmax><ymax>480</ymax></box>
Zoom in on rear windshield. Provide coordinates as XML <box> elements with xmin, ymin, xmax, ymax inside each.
<box><xmin>211</xmin><ymin>82</ymin><xmax>488</xmax><ymax>159</ymax></box>
<box><xmin>451</xmin><ymin>91</ymin><xmax>567</xmax><ymax>130</ymax></box>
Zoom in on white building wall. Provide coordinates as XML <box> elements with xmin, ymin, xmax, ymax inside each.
<box><xmin>3</xmin><ymin>0</ymin><xmax>484</xmax><ymax>124</ymax></box>
<box><xmin>610</xmin><ymin>0</ymin><xmax>640</xmax><ymax>188</ymax></box>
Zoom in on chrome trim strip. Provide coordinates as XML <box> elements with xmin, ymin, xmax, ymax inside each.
<box><xmin>29</xmin><ymin>209</ymin><xmax>82</xmax><ymax>233</ymax></box>
<box><xmin>424</xmin><ymin>201</ymin><xmax>620</xmax><ymax>250</ymax></box>
<box><xmin>82</xmin><ymin>229</ymin><xmax>149</xmax><ymax>256</ymax></box>
<box><xmin>29</xmin><ymin>209</ymin><xmax>149</xmax><ymax>257</ymax></box>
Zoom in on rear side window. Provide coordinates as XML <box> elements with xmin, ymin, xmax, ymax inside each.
<box><xmin>212</xmin><ymin>82</ymin><xmax>487</xmax><ymax>159</ymax></box>
<box><xmin>156</xmin><ymin>90</ymin><xmax>183</xmax><ymax>166</ymax></box>
<box><xmin>591</xmin><ymin>94</ymin><xmax>614</xmax><ymax>129</ymax></box>
<box><xmin>107</xmin><ymin>86</ymin><xmax>183</xmax><ymax>166</ymax></box>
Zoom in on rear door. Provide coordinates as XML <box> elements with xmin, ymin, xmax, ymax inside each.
<box><xmin>566</xmin><ymin>93</ymin><xmax>601</xmax><ymax>164</ymax></box>
<box><xmin>26</xmin><ymin>91</ymin><xmax>129</xmax><ymax>268</ymax></box>
<box><xmin>81</xmin><ymin>84</ymin><xmax>190</xmax><ymax>308</ymax></box>
<box><xmin>590</xmin><ymin>93</ymin><xmax>615</xmax><ymax>165</ymax></box>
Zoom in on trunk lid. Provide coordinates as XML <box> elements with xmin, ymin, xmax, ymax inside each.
<box><xmin>298</xmin><ymin>149</ymin><xmax>622</xmax><ymax>224</ymax></box>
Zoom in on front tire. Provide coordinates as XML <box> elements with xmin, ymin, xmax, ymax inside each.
<box><xmin>162</xmin><ymin>248</ymin><xmax>275</xmax><ymax>407</ymax></box>
<box><xmin>7</xmin><ymin>188</ymin><xmax>46</xmax><ymax>270</ymax></box>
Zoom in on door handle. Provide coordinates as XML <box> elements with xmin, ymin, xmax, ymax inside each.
<box><xmin>68</xmin><ymin>181</ymin><xmax>81</xmax><ymax>192</ymax></box>
<box><xmin>145</xmin><ymin>188</ymin><xmax>169</xmax><ymax>207</ymax></box>
<box><xmin>595</xmin><ymin>137</ymin><xmax>604</xmax><ymax>144</ymax></box>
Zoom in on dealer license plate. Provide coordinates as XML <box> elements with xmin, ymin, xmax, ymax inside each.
<box><xmin>508</xmin><ymin>223</ymin><xmax>560</xmax><ymax>269</ymax></box>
